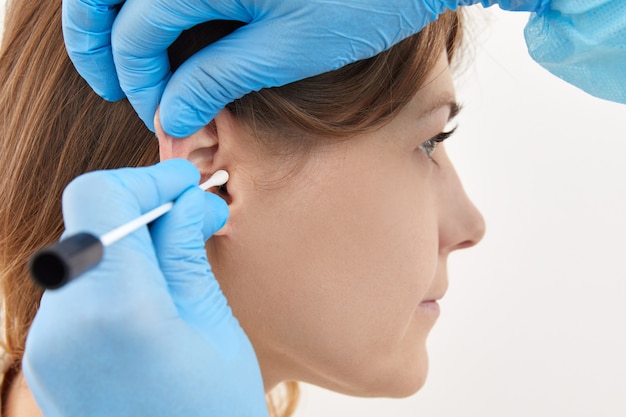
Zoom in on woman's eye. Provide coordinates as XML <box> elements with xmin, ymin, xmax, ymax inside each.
<box><xmin>419</xmin><ymin>139</ymin><xmax>438</xmax><ymax>159</ymax></box>
<box><xmin>419</xmin><ymin>126</ymin><xmax>457</xmax><ymax>161</ymax></box>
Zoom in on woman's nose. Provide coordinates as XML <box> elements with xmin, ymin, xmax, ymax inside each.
<box><xmin>445</xmin><ymin>196</ymin><xmax>485</xmax><ymax>253</ymax></box>
<box><xmin>436</xmin><ymin>153</ymin><xmax>486</xmax><ymax>255</ymax></box>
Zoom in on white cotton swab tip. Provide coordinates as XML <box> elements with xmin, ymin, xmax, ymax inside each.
<box><xmin>200</xmin><ymin>169</ymin><xmax>229</xmax><ymax>190</ymax></box>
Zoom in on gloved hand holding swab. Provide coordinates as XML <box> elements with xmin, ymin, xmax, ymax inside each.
<box><xmin>29</xmin><ymin>169</ymin><xmax>229</xmax><ymax>290</ymax></box>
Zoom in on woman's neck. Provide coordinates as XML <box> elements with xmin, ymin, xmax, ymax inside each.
<box><xmin>3</xmin><ymin>371</ymin><xmax>42</xmax><ymax>417</ymax></box>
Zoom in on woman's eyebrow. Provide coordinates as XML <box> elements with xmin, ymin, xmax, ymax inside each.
<box><xmin>448</xmin><ymin>101</ymin><xmax>462</xmax><ymax>121</ymax></box>
<box><xmin>417</xmin><ymin>95</ymin><xmax>460</xmax><ymax>121</ymax></box>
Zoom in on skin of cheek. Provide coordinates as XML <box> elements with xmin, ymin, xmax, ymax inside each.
<box><xmin>207</xmin><ymin>124</ymin><xmax>441</xmax><ymax>398</ymax></box>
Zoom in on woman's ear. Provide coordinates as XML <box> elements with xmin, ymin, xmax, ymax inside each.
<box><xmin>155</xmin><ymin>108</ymin><xmax>241</xmax><ymax>236</ymax></box>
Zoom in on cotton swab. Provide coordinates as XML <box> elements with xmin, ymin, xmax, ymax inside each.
<box><xmin>29</xmin><ymin>170</ymin><xmax>229</xmax><ymax>289</ymax></box>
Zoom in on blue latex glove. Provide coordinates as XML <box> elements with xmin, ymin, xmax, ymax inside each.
<box><xmin>23</xmin><ymin>160</ymin><xmax>269</xmax><ymax>417</ymax></box>
<box><xmin>525</xmin><ymin>0</ymin><xmax>626</xmax><ymax>104</ymax></box>
<box><xmin>62</xmin><ymin>0</ymin><xmax>547</xmax><ymax>137</ymax></box>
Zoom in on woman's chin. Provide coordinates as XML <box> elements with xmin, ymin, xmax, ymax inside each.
<box><xmin>325</xmin><ymin>349</ymin><xmax>431</xmax><ymax>399</ymax></box>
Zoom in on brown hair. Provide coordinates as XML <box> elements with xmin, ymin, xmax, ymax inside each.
<box><xmin>0</xmin><ymin>2</ymin><xmax>462</xmax><ymax>416</ymax></box>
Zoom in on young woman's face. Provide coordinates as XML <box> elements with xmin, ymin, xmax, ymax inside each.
<box><xmin>159</xmin><ymin>52</ymin><xmax>485</xmax><ymax>398</ymax></box>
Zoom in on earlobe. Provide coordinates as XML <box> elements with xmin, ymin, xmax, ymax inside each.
<box><xmin>155</xmin><ymin>108</ymin><xmax>240</xmax><ymax>236</ymax></box>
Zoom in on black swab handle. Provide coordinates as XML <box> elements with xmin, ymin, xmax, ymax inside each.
<box><xmin>29</xmin><ymin>233</ymin><xmax>104</xmax><ymax>289</ymax></box>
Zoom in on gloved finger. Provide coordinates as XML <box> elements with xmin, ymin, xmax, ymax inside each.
<box><xmin>150</xmin><ymin>187</ymin><xmax>228</xmax><ymax>258</ymax></box>
<box><xmin>44</xmin><ymin>160</ymin><xmax>201</xmax><ymax>323</ymax></box>
<box><xmin>111</xmin><ymin>0</ymin><xmax>251</xmax><ymax>131</ymax></box>
<box><xmin>454</xmin><ymin>0</ymin><xmax>550</xmax><ymax>12</ymax></box>
<box><xmin>150</xmin><ymin>187</ymin><xmax>238</xmax><ymax>341</ymax></box>
<box><xmin>157</xmin><ymin>0</ymin><xmax>450</xmax><ymax>137</ymax></box>
<box><xmin>62</xmin><ymin>0</ymin><xmax>126</xmax><ymax>101</ymax></box>
<box><xmin>62</xmin><ymin>158</ymin><xmax>200</xmax><ymax>237</ymax></box>
<box><xmin>159</xmin><ymin>20</ymin><xmax>342</xmax><ymax>138</ymax></box>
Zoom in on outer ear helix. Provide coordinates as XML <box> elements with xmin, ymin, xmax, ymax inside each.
<box><xmin>155</xmin><ymin>108</ymin><xmax>218</xmax><ymax>162</ymax></box>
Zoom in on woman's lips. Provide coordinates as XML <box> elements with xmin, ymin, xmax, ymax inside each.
<box><xmin>418</xmin><ymin>300</ymin><xmax>441</xmax><ymax>315</ymax></box>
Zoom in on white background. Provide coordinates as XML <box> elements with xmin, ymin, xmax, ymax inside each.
<box><xmin>2</xmin><ymin>3</ymin><xmax>625</xmax><ymax>417</ymax></box>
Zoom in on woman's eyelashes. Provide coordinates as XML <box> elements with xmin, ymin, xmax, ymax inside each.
<box><xmin>418</xmin><ymin>101</ymin><xmax>462</xmax><ymax>163</ymax></box>
<box><xmin>418</xmin><ymin>125</ymin><xmax>457</xmax><ymax>162</ymax></box>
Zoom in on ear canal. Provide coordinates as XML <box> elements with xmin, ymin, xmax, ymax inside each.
<box><xmin>213</xmin><ymin>180</ymin><xmax>232</xmax><ymax>206</ymax></box>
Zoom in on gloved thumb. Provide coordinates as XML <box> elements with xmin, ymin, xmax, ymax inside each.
<box><xmin>149</xmin><ymin>186</ymin><xmax>241</xmax><ymax>343</ymax></box>
<box><xmin>161</xmin><ymin>10</ymin><xmax>395</xmax><ymax>138</ymax></box>
<box><xmin>159</xmin><ymin>22</ymin><xmax>295</xmax><ymax>138</ymax></box>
